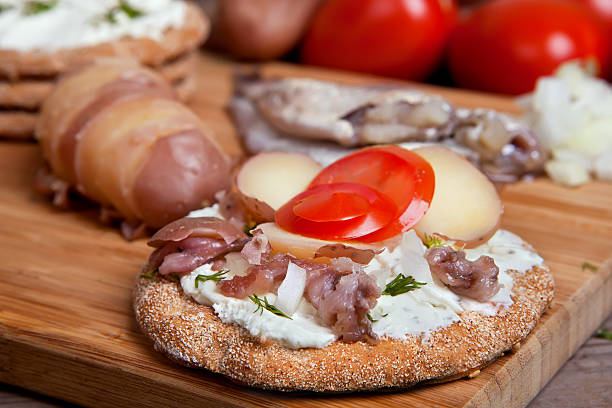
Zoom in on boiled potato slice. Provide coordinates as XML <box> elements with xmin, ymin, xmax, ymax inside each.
<box><xmin>257</xmin><ymin>222</ymin><xmax>381</xmax><ymax>259</ymax></box>
<box><xmin>235</xmin><ymin>152</ymin><xmax>322</xmax><ymax>223</ymax></box>
<box><xmin>413</xmin><ymin>146</ymin><xmax>502</xmax><ymax>247</ymax></box>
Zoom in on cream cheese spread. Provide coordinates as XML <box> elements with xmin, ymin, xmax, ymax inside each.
<box><xmin>179</xmin><ymin>210</ymin><xmax>544</xmax><ymax>349</ymax></box>
<box><xmin>0</xmin><ymin>0</ymin><xmax>186</xmax><ymax>52</ymax></box>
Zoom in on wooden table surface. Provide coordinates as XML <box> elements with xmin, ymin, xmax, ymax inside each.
<box><xmin>1</xmin><ymin>54</ymin><xmax>611</xmax><ymax>407</ymax></box>
<box><xmin>1</xmin><ymin>312</ymin><xmax>610</xmax><ymax>407</ymax></box>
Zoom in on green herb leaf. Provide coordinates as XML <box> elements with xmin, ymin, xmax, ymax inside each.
<box><xmin>582</xmin><ymin>262</ymin><xmax>598</xmax><ymax>272</ymax></box>
<box><xmin>140</xmin><ymin>267</ymin><xmax>159</xmax><ymax>280</ymax></box>
<box><xmin>366</xmin><ymin>312</ymin><xmax>388</xmax><ymax>323</ymax></box>
<box><xmin>596</xmin><ymin>329</ymin><xmax>612</xmax><ymax>341</ymax></box>
<box><xmin>167</xmin><ymin>274</ymin><xmax>179</xmax><ymax>283</ymax></box>
<box><xmin>248</xmin><ymin>294</ymin><xmax>292</xmax><ymax>319</ymax></box>
<box><xmin>194</xmin><ymin>270</ymin><xmax>227</xmax><ymax>288</ymax></box>
<box><xmin>244</xmin><ymin>223</ymin><xmax>255</xmax><ymax>237</ymax></box>
<box><xmin>423</xmin><ymin>233</ymin><xmax>444</xmax><ymax>249</ymax></box>
<box><xmin>24</xmin><ymin>0</ymin><xmax>57</xmax><ymax>15</ymax></box>
<box><xmin>382</xmin><ymin>274</ymin><xmax>426</xmax><ymax>296</ymax></box>
<box><xmin>106</xmin><ymin>1</ymin><xmax>143</xmax><ymax>24</ymax></box>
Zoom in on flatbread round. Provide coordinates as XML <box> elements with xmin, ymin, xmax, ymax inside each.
<box><xmin>0</xmin><ymin>52</ymin><xmax>197</xmax><ymax>110</ymax></box>
<box><xmin>0</xmin><ymin>111</ymin><xmax>37</xmax><ymax>140</ymax></box>
<box><xmin>133</xmin><ymin>264</ymin><xmax>554</xmax><ymax>392</ymax></box>
<box><xmin>0</xmin><ymin>74</ymin><xmax>196</xmax><ymax>139</ymax></box>
<box><xmin>0</xmin><ymin>2</ymin><xmax>207</xmax><ymax>81</ymax></box>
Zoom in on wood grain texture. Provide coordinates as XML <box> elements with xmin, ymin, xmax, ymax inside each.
<box><xmin>0</xmin><ymin>53</ymin><xmax>611</xmax><ymax>408</ymax></box>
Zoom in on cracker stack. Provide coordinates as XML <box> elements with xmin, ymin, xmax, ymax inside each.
<box><xmin>0</xmin><ymin>1</ymin><xmax>208</xmax><ymax>140</ymax></box>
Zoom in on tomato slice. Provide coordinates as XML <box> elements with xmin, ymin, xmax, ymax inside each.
<box><xmin>275</xmin><ymin>182</ymin><xmax>397</xmax><ymax>240</ymax></box>
<box><xmin>308</xmin><ymin>146</ymin><xmax>435</xmax><ymax>242</ymax></box>
<box><xmin>293</xmin><ymin>190</ymin><xmax>370</xmax><ymax>222</ymax></box>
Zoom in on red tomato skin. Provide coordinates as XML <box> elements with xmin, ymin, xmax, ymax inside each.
<box><xmin>301</xmin><ymin>0</ymin><xmax>458</xmax><ymax>80</ymax></box>
<box><xmin>575</xmin><ymin>0</ymin><xmax>612</xmax><ymax>26</ymax></box>
<box><xmin>309</xmin><ymin>146</ymin><xmax>435</xmax><ymax>243</ymax></box>
<box><xmin>448</xmin><ymin>0</ymin><xmax>612</xmax><ymax>94</ymax></box>
<box><xmin>275</xmin><ymin>182</ymin><xmax>397</xmax><ymax>240</ymax></box>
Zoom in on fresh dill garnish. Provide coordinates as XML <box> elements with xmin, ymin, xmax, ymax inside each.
<box><xmin>366</xmin><ymin>313</ymin><xmax>376</xmax><ymax>323</ymax></box>
<box><xmin>244</xmin><ymin>223</ymin><xmax>255</xmax><ymax>237</ymax></box>
<box><xmin>105</xmin><ymin>1</ymin><xmax>143</xmax><ymax>24</ymax></box>
<box><xmin>24</xmin><ymin>0</ymin><xmax>57</xmax><ymax>15</ymax></box>
<box><xmin>382</xmin><ymin>274</ymin><xmax>426</xmax><ymax>296</ymax></box>
<box><xmin>194</xmin><ymin>270</ymin><xmax>227</xmax><ymax>288</ymax></box>
<box><xmin>423</xmin><ymin>233</ymin><xmax>444</xmax><ymax>249</ymax></box>
<box><xmin>582</xmin><ymin>262</ymin><xmax>598</xmax><ymax>272</ymax></box>
<box><xmin>248</xmin><ymin>294</ymin><xmax>292</xmax><ymax>319</ymax></box>
<box><xmin>140</xmin><ymin>270</ymin><xmax>156</xmax><ymax>280</ymax></box>
<box><xmin>167</xmin><ymin>274</ymin><xmax>179</xmax><ymax>283</ymax></box>
<box><xmin>596</xmin><ymin>329</ymin><xmax>612</xmax><ymax>341</ymax></box>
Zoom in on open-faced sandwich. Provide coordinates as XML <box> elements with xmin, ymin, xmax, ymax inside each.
<box><xmin>134</xmin><ymin>145</ymin><xmax>554</xmax><ymax>392</ymax></box>
<box><xmin>0</xmin><ymin>0</ymin><xmax>207</xmax><ymax>138</ymax></box>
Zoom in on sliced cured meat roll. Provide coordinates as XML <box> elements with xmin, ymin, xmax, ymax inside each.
<box><xmin>36</xmin><ymin>59</ymin><xmax>232</xmax><ymax>233</ymax></box>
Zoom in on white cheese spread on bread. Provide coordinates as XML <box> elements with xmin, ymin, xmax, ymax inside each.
<box><xmin>180</xmin><ymin>208</ymin><xmax>543</xmax><ymax>349</ymax></box>
<box><xmin>0</xmin><ymin>0</ymin><xmax>186</xmax><ymax>51</ymax></box>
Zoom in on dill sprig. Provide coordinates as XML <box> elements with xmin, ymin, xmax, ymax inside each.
<box><xmin>596</xmin><ymin>329</ymin><xmax>612</xmax><ymax>341</ymax></box>
<box><xmin>24</xmin><ymin>0</ymin><xmax>57</xmax><ymax>15</ymax></box>
<box><xmin>248</xmin><ymin>295</ymin><xmax>292</xmax><ymax>319</ymax></box>
<box><xmin>366</xmin><ymin>312</ymin><xmax>388</xmax><ymax>323</ymax></box>
<box><xmin>140</xmin><ymin>267</ymin><xmax>158</xmax><ymax>280</ymax></box>
<box><xmin>244</xmin><ymin>223</ymin><xmax>255</xmax><ymax>237</ymax></box>
<box><xmin>382</xmin><ymin>274</ymin><xmax>426</xmax><ymax>296</ymax></box>
<box><xmin>106</xmin><ymin>1</ymin><xmax>143</xmax><ymax>24</ymax></box>
<box><xmin>423</xmin><ymin>233</ymin><xmax>444</xmax><ymax>249</ymax></box>
<box><xmin>195</xmin><ymin>270</ymin><xmax>227</xmax><ymax>288</ymax></box>
<box><xmin>582</xmin><ymin>262</ymin><xmax>598</xmax><ymax>272</ymax></box>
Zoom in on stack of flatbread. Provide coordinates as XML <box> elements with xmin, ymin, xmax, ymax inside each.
<box><xmin>0</xmin><ymin>0</ymin><xmax>208</xmax><ymax>139</ymax></box>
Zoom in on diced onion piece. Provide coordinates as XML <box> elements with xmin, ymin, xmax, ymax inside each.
<box><xmin>399</xmin><ymin>230</ymin><xmax>431</xmax><ymax>284</ymax></box>
<box><xmin>544</xmin><ymin>160</ymin><xmax>591</xmax><ymax>187</ymax></box>
<box><xmin>594</xmin><ymin>150</ymin><xmax>612</xmax><ymax>181</ymax></box>
<box><xmin>276</xmin><ymin>262</ymin><xmax>307</xmax><ymax>316</ymax></box>
<box><xmin>224</xmin><ymin>252</ymin><xmax>249</xmax><ymax>277</ymax></box>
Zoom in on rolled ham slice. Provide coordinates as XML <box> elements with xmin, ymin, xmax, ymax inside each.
<box><xmin>36</xmin><ymin>59</ymin><xmax>233</xmax><ymax>233</ymax></box>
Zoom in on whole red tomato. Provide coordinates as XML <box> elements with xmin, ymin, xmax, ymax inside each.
<box><xmin>301</xmin><ymin>0</ymin><xmax>458</xmax><ymax>80</ymax></box>
<box><xmin>575</xmin><ymin>0</ymin><xmax>612</xmax><ymax>26</ymax></box>
<box><xmin>447</xmin><ymin>0</ymin><xmax>612</xmax><ymax>94</ymax></box>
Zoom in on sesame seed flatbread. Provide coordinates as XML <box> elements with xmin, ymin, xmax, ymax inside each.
<box><xmin>133</xmin><ymin>264</ymin><xmax>553</xmax><ymax>392</ymax></box>
<box><xmin>0</xmin><ymin>2</ymin><xmax>207</xmax><ymax>81</ymax></box>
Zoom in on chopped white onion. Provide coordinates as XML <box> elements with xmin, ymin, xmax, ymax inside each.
<box><xmin>399</xmin><ymin>230</ymin><xmax>431</xmax><ymax>284</ymax></box>
<box><xmin>275</xmin><ymin>262</ymin><xmax>307</xmax><ymax>316</ymax></box>
<box><xmin>545</xmin><ymin>160</ymin><xmax>591</xmax><ymax>187</ymax></box>
<box><xmin>224</xmin><ymin>252</ymin><xmax>249</xmax><ymax>277</ymax></box>
<box><xmin>521</xmin><ymin>61</ymin><xmax>612</xmax><ymax>186</ymax></box>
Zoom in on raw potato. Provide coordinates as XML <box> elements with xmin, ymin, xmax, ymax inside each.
<box><xmin>203</xmin><ymin>0</ymin><xmax>322</xmax><ymax>60</ymax></box>
<box><xmin>413</xmin><ymin>146</ymin><xmax>502</xmax><ymax>246</ymax></box>
<box><xmin>235</xmin><ymin>152</ymin><xmax>322</xmax><ymax>222</ymax></box>
<box><xmin>257</xmin><ymin>222</ymin><xmax>380</xmax><ymax>260</ymax></box>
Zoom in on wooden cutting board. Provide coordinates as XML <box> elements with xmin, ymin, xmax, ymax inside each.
<box><xmin>0</xmin><ymin>53</ymin><xmax>611</xmax><ymax>408</ymax></box>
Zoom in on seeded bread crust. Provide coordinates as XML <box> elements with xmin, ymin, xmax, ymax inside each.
<box><xmin>0</xmin><ymin>52</ymin><xmax>196</xmax><ymax>110</ymax></box>
<box><xmin>0</xmin><ymin>72</ymin><xmax>195</xmax><ymax>139</ymax></box>
<box><xmin>133</xmin><ymin>263</ymin><xmax>554</xmax><ymax>392</ymax></box>
<box><xmin>0</xmin><ymin>2</ymin><xmax>207</xmax><ymax>81</ymax></box>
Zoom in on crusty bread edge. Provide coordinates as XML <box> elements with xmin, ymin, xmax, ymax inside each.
<box><xmin>0</xmin><ymin>2</ymin><xmax>208</xmax><ymax>80</ymax></box>
<box><xmin>133</xmin><ymin>263</ymin><xmax>554</xmax><ymax>392</ymax></box>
